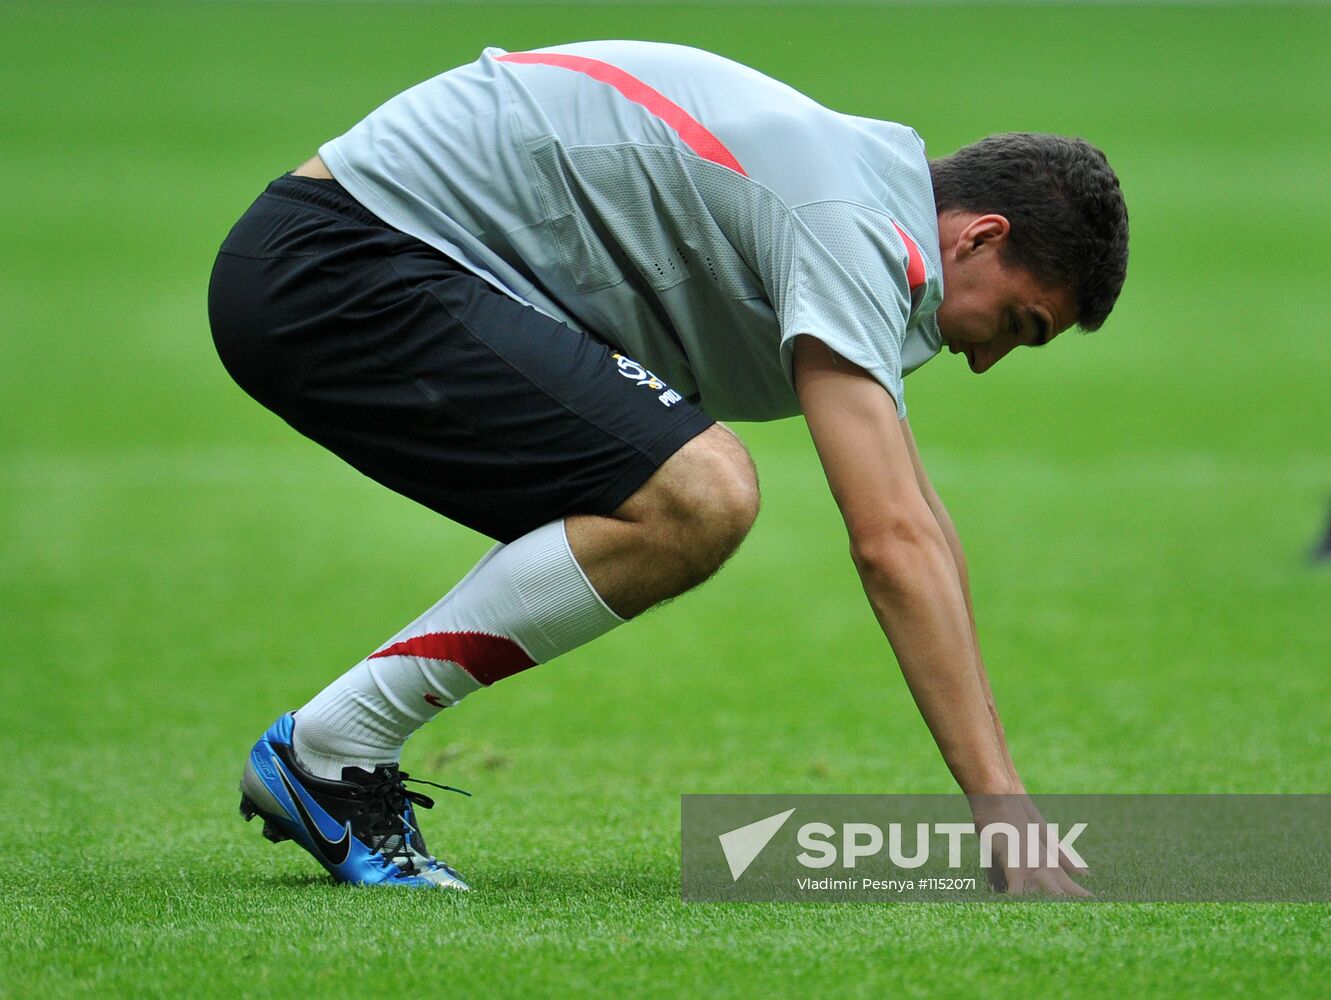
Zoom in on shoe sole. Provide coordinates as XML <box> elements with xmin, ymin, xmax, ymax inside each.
<box><xmin>239</xmin><ymin>792</ymin><xmax>292</xmax><ymax>844</ymax></box>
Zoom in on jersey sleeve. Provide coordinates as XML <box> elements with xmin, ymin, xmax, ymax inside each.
<box><xmin>778</xmin><ymin>201</ymin><xmax>916</xmax><ymax>418</ymax></box>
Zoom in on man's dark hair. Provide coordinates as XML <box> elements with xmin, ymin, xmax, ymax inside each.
<box><xmin>929</xmin><ymin>133</ymin><xmax>1129</xmax><ymax>331</ymax></box>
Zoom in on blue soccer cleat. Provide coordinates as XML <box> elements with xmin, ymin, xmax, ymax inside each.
<box><xmin>239</xmin><ymin>713</ymin><xmax>471</xmax><ymax>889</ymax></box>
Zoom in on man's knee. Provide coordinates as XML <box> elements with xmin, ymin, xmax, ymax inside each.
<box><xmin>695</xmin><ymin>426</ymin><xmax>761</xmax><ymax>549</ymax></box>
<box><xmin>617</xmin><ymin>424</ymin><xmax>760</xmax><ymax>574</ymax></box>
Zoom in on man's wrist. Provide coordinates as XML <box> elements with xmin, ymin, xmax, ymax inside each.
<box><xmin>960</xmin><ymin>768</ymin><xmax>1023</xmax><ymax>797</ymax></box>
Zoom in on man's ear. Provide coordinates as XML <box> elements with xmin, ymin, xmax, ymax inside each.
<box><xmin>958</xmin><ymin>214</ymin><xmax>1011</xmax><ymax>256</ymax></box>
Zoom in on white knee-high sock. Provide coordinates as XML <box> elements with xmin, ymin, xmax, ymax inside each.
<box><xmin>291</xmin><ymin>520</ymin><xmax>624</xmax><ymax>778</ymax></box>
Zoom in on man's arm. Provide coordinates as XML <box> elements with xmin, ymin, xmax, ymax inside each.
<box><xmin>897</xmin><ymin>417</ymin><xmax>1023</xmax><ymax>793</ymax></box>
<box><xmin>791</xmin><ymin>336</ymin><xmax>1013</xmax><ymax>796</ymax></box>
<box><xmin>898</xmin><ymin>417</ymin><xmax>1089</xmax><ymax>879</ymax></box>
<box><xmin>792</xmin><ymin>336</ymin><xmax>1087</xmax><ymax>894</ymax></box>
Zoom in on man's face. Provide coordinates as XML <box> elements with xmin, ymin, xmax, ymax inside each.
<box><xmin>934</xmin><ymin>213</ymin><xmax>1077</xmax><ymax>374</ymax></box>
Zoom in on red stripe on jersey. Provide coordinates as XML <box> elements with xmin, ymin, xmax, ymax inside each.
<box><xmin>496</xmin><ymin>51</ymin><xmax>747</xmax><ymax>176</ymax></box>
<box><xmin>369</xmin><ymin>631</ymin><xmax>536</xmax><ymax>685</ymax></box>
<box><xmin>891</xmin><ymin>221</ymin><xmax>927</xmax><ymax>292</ymax></box>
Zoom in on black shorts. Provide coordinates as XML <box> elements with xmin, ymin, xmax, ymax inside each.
<box><xmin>207</xmin><ymin>174</ymin><xmax>714</xmax><ymax>542</ymax></box>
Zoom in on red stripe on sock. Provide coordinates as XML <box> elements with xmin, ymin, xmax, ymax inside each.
<box><xmin>496</xmin><ymin>51</ymin><xmax>747</xmax><ymax>176</ymax></box>
<box><xmin>369</xmin><ymin>632</ymin><xmax>536</xmax><ymax>685</ymax></box>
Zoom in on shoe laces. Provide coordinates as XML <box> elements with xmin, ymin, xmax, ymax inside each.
<box><xmin>354</xmin><ymin>767</ymin><xmax>469</xmax><ymax>873</ymax></box>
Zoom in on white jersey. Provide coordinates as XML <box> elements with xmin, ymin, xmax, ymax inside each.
<box><xmin>320</xmin><ymin>41</ymin><xmax>944</xmax><ymax>420</ymax></box>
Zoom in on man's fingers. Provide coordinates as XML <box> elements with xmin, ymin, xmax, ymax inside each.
<box><xmin>1023</xmin><ymin>799</ymin><xmax>1091</xmax><ymax>878</ymax></box>
<box><xmin>978</xmin><ymin>800</ymin><xmax>1093</xmax><ymax>896</ymax></box>
<box><xmin>1037</xmin><ymin>823</ymin><xmax>1089</xmax><ymax>877</ymax></box>
<box><xmin>1002</xmin><ymin>865</ymin><xmax>1091</xmax><ymax>898</ymax></box>
<box><xmin>1042</xmin><ymin>828</ymin><xmax>1089</xmax><ymax>877</ymax></box>
<box><xmin>1005</xmin><ymin>867</ymin><xmax>1027</xmax><ymax>895</ymax></box>
<box><xmin>1050</xmin><ymin>867</ymin><xmax>1093</xmax><ymax>898</ymax></box>
<box><xmin>1005</xmin><ymin>868</ymin><xmax>1057</xmax><ymax>896</ymax></box>
<box><xmin>1059</xmin><ymin>854</ymin><xmax>1090</xmax><ymax>878</ymax></box>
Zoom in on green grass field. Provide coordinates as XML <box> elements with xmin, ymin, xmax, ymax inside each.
<box><xmin>3</xmin><ymin>1</ymin><xmax>1330</xmax><ymax>996</ymax></box>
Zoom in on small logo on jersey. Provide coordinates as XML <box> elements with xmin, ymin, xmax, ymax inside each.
<box><xmin>424</xmin><ymin>692</ymin><xmax>447</xmax><ymax>709</ymax></box>
<box><xmin>658</xmin><ymin>389</ymin><xmax>683</xmax><ymax>408</ymax></box>
<box><xmin>611</xmin><ymin>353</ymin><xmax>665</xmax><ymax>391</ymax></box>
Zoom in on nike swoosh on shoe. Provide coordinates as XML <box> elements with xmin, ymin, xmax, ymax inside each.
<box><xmin>273</xmin><ymin>755</ymin><xmax>353</xmax><ymax>868</ymax></box>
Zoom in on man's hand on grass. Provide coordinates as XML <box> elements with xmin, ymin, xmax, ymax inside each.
<box><xmin>969</xmin><ymin>794</ymin><xmax>1092</xmax><ymax>897</ymax></box>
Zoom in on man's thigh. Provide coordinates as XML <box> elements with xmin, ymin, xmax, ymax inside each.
<box><xmin>208</xmin><ymin>175</ymin><xmax>714</xmax><ymax>542</ymax></box>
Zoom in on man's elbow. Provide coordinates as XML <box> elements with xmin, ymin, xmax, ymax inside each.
<box><xmin>848</xmin><ymin>514</ymin><xmax>950</xmax><ymax>589</ymax></box>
